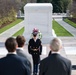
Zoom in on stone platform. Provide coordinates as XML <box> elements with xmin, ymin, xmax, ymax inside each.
<box><xmin>0</xmin><ymin>37</ymin><xmax>76</xmax><ymax>75</ymax></box>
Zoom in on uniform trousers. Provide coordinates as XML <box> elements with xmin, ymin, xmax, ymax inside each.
<box><xmin>32</xmin><ymin>53</ymin><xmax>40</xmax><ymax>74</ymax></box>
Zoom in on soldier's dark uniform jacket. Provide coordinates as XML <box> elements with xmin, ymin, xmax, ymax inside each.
<box><xmin>28</xmin><ymin>38</ymin><xmax>42</xmax><ymax>64</ymax></box>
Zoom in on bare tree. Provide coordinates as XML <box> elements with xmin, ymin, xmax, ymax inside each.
<box><xmin>0</xmin><ymin>0</ymin><xmax>21</xmax><ymax>18</ymax></box>
<box><xmin>0</xmin><ymin>0</ymin><xmax>23</xmax><ymax>26</ymax></box>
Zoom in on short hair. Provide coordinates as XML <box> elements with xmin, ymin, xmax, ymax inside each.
<box><xmin>50</xmin><ymin>38</ymin><xmax>62</xmax><ymax>52</ymax></box>
<box><xmin>5</xmin><ymin>37</ymin><xmax>17</xmax><ymax>52</ymax></box>
<box><xmin>16</xmin><ymin>35</ymin><xmax>26</xmax><ymax>47</ymax></box>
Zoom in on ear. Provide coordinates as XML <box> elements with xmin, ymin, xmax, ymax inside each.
<box><xmin>60</xmin><ymin>45</ymin><xmax>62</xmax><ymax>49</ymax></box>
<box><xmin>49</xmin><ymin>45</ymin><xmax>52</xmax><ymax>50</ymax></box>
<box><xmin>16</xmin><ymin>44</ymin><xmax>18</xmax><ymax>49</ymax></box>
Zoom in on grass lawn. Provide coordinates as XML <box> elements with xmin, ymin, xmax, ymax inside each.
<box><xmin>13</xmin><ymin>20</ymin><xmax>73</xmax><ymax>36</ymax></box>
<box><xmin>2</xmin><ymin>19</ymin><xmax>73</xmax><ymax>36</ymax></box>
<box><xmin>0</xmin><ymin>19</ymin><xmax>23</xmax><ymax>34</ymax></box>
<box><xmin>64</xmin><ymin>18</ymin><xmax>76</xmax><ymax>28</ymax></box>
<box><xmin>13</xmin><ymin>27</ymin><xmax>24</xmax><ymax>36</ymax></box>
<box><xmin>53</xmin><ymin>20</ymin><xmax>73</xmax><ymax>36</ymax></box>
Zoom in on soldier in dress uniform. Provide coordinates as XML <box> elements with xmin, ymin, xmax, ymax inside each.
<box><xmin>28</xmin><ymin>28</ymin><xmax>42</xmax><ymax>75</ymax></box>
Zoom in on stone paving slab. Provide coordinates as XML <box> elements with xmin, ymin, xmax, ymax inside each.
<box><xmin>64</xmin><ymin>47</ymin><xmax>76</xmax><ymax>55</ymax></box>
<box><xmin>0</xmin><ymin>37</ymin><xmax>76</xmax><ymax>75</ymax></box>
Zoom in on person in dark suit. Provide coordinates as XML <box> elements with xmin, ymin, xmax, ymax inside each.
<box><xmin>48</xmin><ymin>50</ymin><xmax>52</xmax><ymax>56</ymax></box>
<box><xmin>0</xmin><ymin>37</ymin><xmax>30</xmax><ymax>75</ymax></box>
<box><xmin>16</xmin><ymin>35</ymin><xmax>32</xmax><ymax>75</ymax></box>
<box><xmin>28</xmin><ymin>28</ymin><xmax>42</xmax><ymax>75</ymax></box>
<box><xmin>39</xmin><ymin>38</ymin><xmax>71</xmax><ymax>75</ymax></box>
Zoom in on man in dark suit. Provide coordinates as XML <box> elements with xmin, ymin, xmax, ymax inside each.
<box><xmin>0</xmin><ymin>37</ymin><xmax>30</xmax><ymax>75</ymax></box>
<box><xmin>28</xmin><ymin>28</ymin><xmax>42</xmax><ymax>75</ymax></box>
<box><xmin>16</xmin><ymin>35</ymin><xmax>32</xmax><ymax>75</ymax></box>
<box><xmin>39</xmin><ymin>38</ymin><xmax>71</xmax><ymax>75</ymax></box>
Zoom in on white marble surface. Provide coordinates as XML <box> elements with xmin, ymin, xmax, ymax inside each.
<box><xmin>23</xmin><ymin>3</ymin><xmax>55</xmax><ymax>44</ymax></box>
<box><xmin>0</xmin><ymin>47</ymin><xmax>8</xmax><ymax>55</ymax></box>
<box><xmin>24</xmin><ymin>3</ymin><xmax>52</xmax><ymax>32</ymax></box>
<box><xmin>42</xmin><ymin>46</ymin><xmax>47</xmax><ymax>55</ymax></box>
<box><xmin>64</xmin><ymin>47</ymin><xmax>76</xmax><ymax>55</ymax></box>
<box><xmin>24</xmin><ymin>3</ymin><xmax>52</xmax><ymax>33</ymax></box>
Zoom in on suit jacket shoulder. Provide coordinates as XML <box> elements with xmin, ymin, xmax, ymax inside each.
<box><xmin>58</xmin><ymin>55</ymin><xmax>71</xmax><ymax>69</ymax></box>
<box><xmin>16</xmin><ymin>49</ymin><xmax>27</xmax><ymax>58</ymax></box>
<box><xmin>39</xmin><ymin>54</ymin><xmax>71</xmax><ymax>75</ymax></box>
<box><xmin>16</xmin><ymin>49</ymin><xmax>32</xmax><ymax>74</ymax></box>
<box><xmin>40</xmin><ymin>54</ymin><xmax>71</xmax><ymax>68</ymax></box>
<box><xmin>0</xmin><ymin>54</ymin><xmax>28</xmax><ymax>75</ymax></box>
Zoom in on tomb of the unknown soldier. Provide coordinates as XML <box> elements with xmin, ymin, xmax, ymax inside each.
<box><xmin>23</xmin><ymin>3</ymin><xmax>56</xmax><ymax>44</ymax></box>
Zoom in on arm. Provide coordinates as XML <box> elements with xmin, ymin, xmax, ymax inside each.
<box><xmin>39</xmin><ymin>40</ymin><xmax>42</xmax><ymax>55</ymax></box>
<box><xmin>39</xmin><ymin>61</ymin><xmax>44</xmax><ymax>75</ymax></box>
<box><xmin>26</xmin><ymin>60</ymin><xmax>32</xmax><ymax>75</ymax></box>
<box><xmin>23</xmin><ymin>58</ymin><xmax>32</xmax><ymax>75</ymax></box>
<box><xmin>28</xmin><ymin>40</ymin><xmax>32</xmax><ymax>54</ymax></box>
<box><xmin>68</xmin><ymin>61</ymin><xmax>71</xmax><ymax>75</ymax></box>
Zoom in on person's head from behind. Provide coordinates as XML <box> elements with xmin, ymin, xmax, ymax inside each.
<box><xmin>50</xmin><ymin>38</ymin><xmax>62</xmax><ymax>52</ymax></box>
<box><xmin>5</xmin><ymin>37</ymin><xmax>17</xmax><ymax>52</ymax></box>
<box><xmin>16</xmin><ymin>35</ymin><xmax>26</xmax><ymax>47</ymax></box>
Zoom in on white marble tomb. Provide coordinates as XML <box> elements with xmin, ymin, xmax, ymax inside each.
<box><xmin>23</xmin><ymin>3</ymin><xmax>56</xmax><ymax>43</ymax></box>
